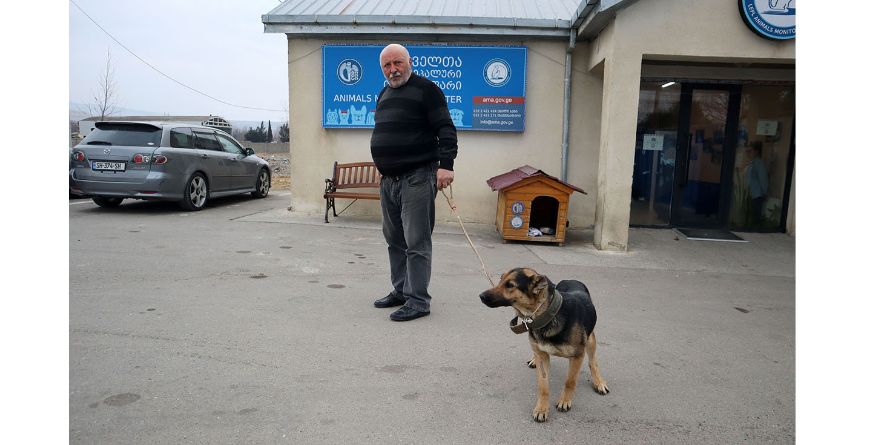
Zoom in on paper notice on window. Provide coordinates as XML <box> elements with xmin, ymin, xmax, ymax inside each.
<box><xmin>643</xmin><ymin>134</ymin><xmax>664</xmax><ymax>151</ymax></box>
<box><xmin>756</xmin><ymin>120</ymin><xmax>779</xmax><ymax>136</ymax></box>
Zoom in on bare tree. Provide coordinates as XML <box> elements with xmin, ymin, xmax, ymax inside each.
<box><xmin>279</xmin><ymin>99</ymin><xmax>290</xmax><ymax>142</ymax></box>
<box><xmin>89</xmin><ymin>49</ymin><xmax>119</xmax><ymax>121</ymax></box>
<box><xmin>280</xmin><ymin>99</ymin><xmax>289</xmax><ymax>123</ymax></box>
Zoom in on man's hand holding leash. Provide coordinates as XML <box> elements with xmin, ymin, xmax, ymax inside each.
<box><xmin>437</xmin><ymin>168</ymin><xmax>454</xmax><ymax>190</ymax></box>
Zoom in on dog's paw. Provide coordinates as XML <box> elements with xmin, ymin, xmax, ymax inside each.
<box><xmin>526</xmin><ymin>357</ymin><xmax>536</xmax><ymax>368</ymax></box>
<box><xmin>593</xmin><ymin>381</ymin><xmax>610</xmax><ymax>395</ymax></box>
<box><xmin>532</xmin><ymin>407</ymin><xmax>548</xmax><ymax>422</ymax></box>
<box><xmin>556</xmin><ymin>399</ymin><xmax>572</xmax><ymax>412</ymax></box>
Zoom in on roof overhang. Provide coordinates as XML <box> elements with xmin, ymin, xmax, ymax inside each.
<box><xmin>261</xmin><ymin>1</ymin><xmax>638</xmax><ymax>42</ymax></box>
<box><xmin>262</xmin><ymin>14</ymin><xmax>574</xmax><ymax>38</ymax></box>
<box><xmin>574</xmin><ymin>0</ymin><xmax>640</xmax><ymax>40</ymax></box>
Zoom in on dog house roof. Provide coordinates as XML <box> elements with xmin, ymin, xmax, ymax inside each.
<box><xmin>486</xmin><ymin>165</ymin><xmax>586</xmax><ymax>194</ymax></box>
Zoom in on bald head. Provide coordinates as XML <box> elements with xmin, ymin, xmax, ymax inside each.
<box><xmin>380</xmin><ymin>44</ymin><xmax>409</xmax><ymax>62</ymax></box>
<box><xmin>379</xmin><ymin>44</ymin><xmax>412</xmax><ymax>88</ymax></box>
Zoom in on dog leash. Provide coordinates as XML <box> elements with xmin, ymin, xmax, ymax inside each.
<box><xmin>441</xmin><ymin>186</ymin><xmax>564</xmax><ymax>337</ymax></box>
<box><xmin>441</xmin><ymin>185</ymin><xmax>496</xmax><ymax>287</ymax></box>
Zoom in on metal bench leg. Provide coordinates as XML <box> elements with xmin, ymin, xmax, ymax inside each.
<box><xmin>325</xmin><ymin>197</ymin><xmax>333</xmax><ymax>223</ymax></box>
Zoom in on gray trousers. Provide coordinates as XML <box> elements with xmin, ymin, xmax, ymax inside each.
<box><xmin>380</xmin><ymin>164</ymin><xmax>437</xmax><ymax>312</ymax></box>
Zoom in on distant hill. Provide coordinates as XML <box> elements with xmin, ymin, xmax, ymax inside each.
<box><xmin>227</xmin><ymin>120</ymin><xmax>288</xmax><ymax>130</ymax></box>
<box><xmin>69</xmin><ymin>102</ymin><xmax>286</xmax><ymax>129</ymax></box>
<box><xmin>69</xmin><ymin>102</ymin><xmax>165</xmax><ymax>121</ymax></box>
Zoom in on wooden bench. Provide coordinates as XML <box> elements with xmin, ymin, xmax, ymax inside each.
<box><xmin>323</xmin><ymin>161</ymin><xmax>382</xmax><ymax>223</ymax></box>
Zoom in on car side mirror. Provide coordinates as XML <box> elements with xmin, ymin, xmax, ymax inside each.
<box><xmin>245</xmin><ymin>148</ymin><xmax>255</xmax><ymax>156</ymax></box>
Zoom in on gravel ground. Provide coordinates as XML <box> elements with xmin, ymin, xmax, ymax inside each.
<box><xmin>257</xmin><ymin>152</ymin><xmax>291</xmax><ymax>190</ymax></box>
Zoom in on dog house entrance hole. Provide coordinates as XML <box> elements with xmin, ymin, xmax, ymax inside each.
<box><xmin>530</xmin><ymin>196</ymin><xmax>559</xmax><ymax>235</ymax></box>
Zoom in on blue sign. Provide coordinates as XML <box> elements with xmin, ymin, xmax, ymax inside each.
<box><xmin>738</xmin><ymin>0</ymin><xmax>796</xmax><ymax>40</ymax></box>
<box><xmin>322</xmin><ymin>45</ymin><xmax>527</xmax><ymax>131</ymax></box>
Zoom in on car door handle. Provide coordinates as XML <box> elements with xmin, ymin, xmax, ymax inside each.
<box><xmin>201</xmin><ymin>154</ymin><xmax>209</xmax><ymax>159</ymax></box>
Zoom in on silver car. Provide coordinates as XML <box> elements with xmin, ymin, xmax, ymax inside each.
<box><xmin>69</xmin><ymin>121</ymin><xmax>271</xmax><ymax>210</ymax></box>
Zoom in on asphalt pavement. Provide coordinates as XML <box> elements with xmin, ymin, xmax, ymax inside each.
<box><xmin>69</xmin><ymin>191</ymin><xmax>795</xmax><ymax>444</ymax></box>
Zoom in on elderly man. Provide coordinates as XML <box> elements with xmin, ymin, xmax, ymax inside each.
<box><xmin>370</xmin><ymin>43</ymin><xmax>458</xmax><ymax>321</ymax></box>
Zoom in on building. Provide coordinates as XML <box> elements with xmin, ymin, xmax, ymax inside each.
<box><xmin>78</xmin><ymin>115</ymin><xmax>233</xmax><ymax>136</ymax></box>
<box><xmin>262</xmin><ymin>0</ymin><xmax>795</xmax><ymax>251</ymax></box>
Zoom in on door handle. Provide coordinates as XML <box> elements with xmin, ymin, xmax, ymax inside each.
<box><xmin>201</xmin><ymin>154</ymin><xmax>209</xmax><ymax>159</ymax></box>
<box><xmin>682</xmin><ymin>133</ymin><xmax>692</xmax><ymax>185</ymax></box>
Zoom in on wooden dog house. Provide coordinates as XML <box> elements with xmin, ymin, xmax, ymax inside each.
<box><xmin>487</xmin><ymin>165</ymin><xmax>586</xmax><ymax>246</ymax></box>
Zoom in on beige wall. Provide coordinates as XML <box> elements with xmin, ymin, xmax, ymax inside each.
<box><xmin>583</xmin><ymin>0</ymin><xmax>795</xmax><ymax>249</ymax></box>
<box><xmin>287</xmin><ymin>38</ymin><xmax>602</xmax><ymax>226</ymax></box>
<box><xmin>565</xmin><ymin>41</ymin><xmax>603</xmax><ymax>227</ymax></box>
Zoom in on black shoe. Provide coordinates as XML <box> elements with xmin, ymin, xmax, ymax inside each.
<box><xmin>374</xmin><ymin>293</ymin><xmax>406</xmax><ymax>308</ymax></box>
<box><xmin>390</xmin><ymin>306</ymin><xmax>430</xmax><ymax>322</ymax></box>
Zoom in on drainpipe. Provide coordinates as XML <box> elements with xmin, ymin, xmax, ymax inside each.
<box><xmin>560</xmin><ymin>28</ymin><xmax>576</xmax><ymax>181</ymax></box>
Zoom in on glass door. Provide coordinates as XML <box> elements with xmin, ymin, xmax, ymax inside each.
<box><xmin>631</xmin><ymin>80</ymin><xmax>794</xmax><ymax>231</ymax></box>
<box><xmin>630</xmin><ymin>81</ymin><xmax>681</xmax><ymax>226</ymax></box>
<box><xmin>729</xmin><ymin>85</ymin><xmax>795</xmax><ymax>231</ymax></box>
<box><xmin>671</xmin><ymin>85</ymin><xmax>741</xmax><ymax>227</ymax></box>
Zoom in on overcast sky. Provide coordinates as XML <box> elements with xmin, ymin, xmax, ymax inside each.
<box><xmin>69</xmin><ymin>0</ymin><xmax>288</xmax><ymax>122</ymax></box>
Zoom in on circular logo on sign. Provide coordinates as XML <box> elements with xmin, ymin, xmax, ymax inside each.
<box><xmin>483</xmin><ymin>59</ymin><xmax>511</xmax><ymax>87</ymax></box>
<box><xmin>738</xmin><ymin>0</ymin><xmax>796</xmax><ymax>40</ymax></box>
<box><xmin>337</xmin><ymin>59</ymin><xmax>363</xmax><ymax>85</ymax></box>
<box><xmin>511</xmin><ymin>201</ymin><xmax>524</xmax><ymax>215</ymax></box>
<box><xmin>510</xmin><ymin>215</ymin><xmax>523</xmax><ymax>229</ymax></box>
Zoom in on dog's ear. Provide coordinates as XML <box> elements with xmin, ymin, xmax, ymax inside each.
<box><xmin>530</xmin><ymin>273</ymin><xmax>550</xmax><ymax>296</ymax></box>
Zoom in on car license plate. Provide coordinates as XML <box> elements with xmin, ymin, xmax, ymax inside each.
<box><xmin>92</xmin><ymin>161</ymin><xmax>126</xmax><ymax>171</ymax></box>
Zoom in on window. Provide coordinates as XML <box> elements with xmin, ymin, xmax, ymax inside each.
<box><xmin>81</xmin><ymin>123</ymin><xmax>162</xmax><ymax>147</ymax></box>
<box><xmin>170</xmin><ymin>128</ymin><xmax>194</xmax><ymax>148</ymax></box>
<box><xmin>216</xmin><ymin>133</ymin><xmax>244</xmax><ymax>155</ymax></box>
<box><xmin>194</xmin><ymin>132</ymin><xmax>222</xmax><ymax>151</ymax></box>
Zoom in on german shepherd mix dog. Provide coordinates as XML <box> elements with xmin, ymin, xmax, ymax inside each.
<box><xmin>479</xmin><ymin>268</ymin><xmax>609</xmax><ymax>422</ymax></box>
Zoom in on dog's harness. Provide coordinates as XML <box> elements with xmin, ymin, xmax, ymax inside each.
<box><xmin>509</xmin><ymin>290</ymin><xmax>564</xmax><ymax>334</ymax></box>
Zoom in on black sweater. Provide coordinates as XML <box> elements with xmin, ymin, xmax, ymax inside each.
<box><xmin>370</xmin><ymin>74</ymin><xmax>458</xmax><ymax>176</ymax></box>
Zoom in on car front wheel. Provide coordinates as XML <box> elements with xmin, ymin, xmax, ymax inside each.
<box><xmin>92</xmin><ymin>197</ymin><xmax>123</xmax><ymax>208</ymax></box>
<box><xmin>180</xmin><ymin>173</ymin><xmax>209</xmax><ymax>211</ymax></box>
<box><xmin>251</xmin><ymin>169</ymin><xmax>270</xmax><ymax>198</ymax></box>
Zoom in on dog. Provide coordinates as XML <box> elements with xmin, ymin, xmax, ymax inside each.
<box><xmin>479</xmin><ymin>267</ymin><xmax>609</xmax><ymax>422</ymax></box>
<box><xmin>349</xmin><ymin>105</ymin><xmax>368</xmax><ymax>125</ymax></box>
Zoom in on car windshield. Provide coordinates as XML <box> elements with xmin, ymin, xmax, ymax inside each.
<box><xmin>81</xmin><ymin>123</ymin><xmax>162</xmax><ymax>147</ymax></box>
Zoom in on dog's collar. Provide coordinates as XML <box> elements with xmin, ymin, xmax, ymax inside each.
<box><xmin>509</xmin><ymin>290</ymin><xmax>563</xmax><ymax>335</ymax></box>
